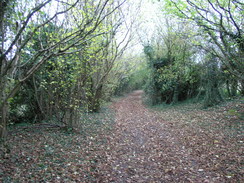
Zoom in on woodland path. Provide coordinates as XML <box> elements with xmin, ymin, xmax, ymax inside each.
<box><xmin>0</xmin><ymin>90</ymin><xmax>242</xmax><ymax>182</ymax></box>
<box><xmin>98</xmin><ymin>90</ymin><xmax>223</xmax><ymax>183</ymax></box>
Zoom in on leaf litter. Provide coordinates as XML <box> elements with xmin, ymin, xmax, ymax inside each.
<box><xmin>1</xmin><ymin>90</ymin><xmax>243</xmax><ymax>182</ymax></box>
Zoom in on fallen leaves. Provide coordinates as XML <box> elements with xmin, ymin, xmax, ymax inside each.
<box><xmin>0</xmin><ymin>108</ymin><xmax>115</xmax><ymax>182</ymax></box>
<box><xmin>0</xmin><ymin>91</ymin><xmax>243</xmax><ymax>182</ymax></box>
<box><xmin>98</xmin><ymin>91</ymin><xmax>243</xmax><ymax>182</ymax></box>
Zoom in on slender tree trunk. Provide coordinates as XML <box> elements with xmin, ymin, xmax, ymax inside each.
<box><xmin>0</xmin><ymin>103</ymin><xmax>8</xmax><ymax>139</ymax></box>
<box><xmin>65</xmin><ymin>109</ymin><xmax>73</xmax><ymax>130</ymax></box>
<box><xmin>203</xmin><ymin>57</ymin><xmax>223</xmax><ymax>108</ymax></box>
<box><xmin>240</xmin><ymin>79</ymin><xmax>244</xmax><ymax>96</ymax></box>
<box><xmin>230</xmin><ymin>79</ymin><xmax>238</xmax><ymax>97</ymax></box>
<box><xmin>0</xmin><ymin>0</ymin><xmax>7</xmax><ymax>140</ymax></box>
<box><xmin>0</xmin><ymin>77</ymin><xmax>8</xmax><ymax>139</ymax></box>
<box><xmin>204</xmin><ymin>82</ymin><xmax>223</xmax><ymax>107</ymax></box>
<box><xmin>172</xmin><ymin>80</ymin><xmax>179</xmax><ymax>104</ymax></box>
<box><xmin>226</xmin><ymin>79</ymin><xmax>231</xmax><ymax>97</ymax></box>
<box><xmin>90</xmin><ymin>85</ymin><xmax>103</xmax><ymax>112</ymax></box>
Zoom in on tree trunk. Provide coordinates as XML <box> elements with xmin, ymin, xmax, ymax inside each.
<box><xmin>0</xmin><ymin>103</ymin><xmax>8</xmax><ymax>139</ymax></box>
<box><xmin>204</xmin><ymin>82</ymin><xmax>223</xmax><ymax>107</ymax></box>
<box><xmin>0</xmin><ymin>74</ymin><xmax>7</xmax><ymax>140</ymax></box>
<box><xmin>226</xmin><ymin>79</ymin><xmax>231</xmax><ymax>97</ymax></box>
<box><xmin>240</xmin><ymin>79</ymin><xmax>244</xmax><ymax>96</ymax></box>
<box><xmin>230</xmin><ymin>79</ymin><xmax>238</xmax><ymax>97</ymax></box>
<box><xmin>203</xmin><ymin>57</ymin><xmax>223</xmax><ymax>108</ymax></box>
<box><xmin>89</xmin><ymin>85</ymin><xmax>103</xmax><ymax>112</ymax></box>
<box><xmin>172</xmin><ymin>81</ymin><xmax>179</xmax><ymax>104</ymax></box>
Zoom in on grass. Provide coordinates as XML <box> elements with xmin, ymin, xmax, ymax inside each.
<box><xmin>148</xmin><ymin>97</ymin><xmax>202</xmax><ymax>112</ymax></box>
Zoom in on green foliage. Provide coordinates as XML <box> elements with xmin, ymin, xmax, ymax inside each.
<box><xmin>143</xmin><ymin>27</ymin><xmax>201</xmax><ymax>105</ymax></box>
<box><xmin>119</xmin><ymin>63</ymin><xmax>148</xmax><ymax>94</ymax></box>
<box><xmin>113</xmin><ymin>55</ymin><xmax>148</xmax><ymax>96</ymax></box>
<box><xmin>6</xmin><ymin>0</ymin><xmax>128</xmax><ymax>130</ymax></box>
<box><xmin>129</xmin><ymin>67</ymin><xmax>148</xmax><ymax>90</ymax></box>
<box><xmin>163</xmin><ymin>0</ymin><xmax>244</xmax><ymax>80</ymax></box>
<box><xmin>227</xmin><ymin>109</ymin><xmax>244</xmax><ymax>120</ymax></box>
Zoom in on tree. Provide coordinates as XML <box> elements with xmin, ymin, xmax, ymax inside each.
<box><xmin>143</xmin><ymin>18</ymin><xmax>200</xmax><ymax>105</ymax></box>
<box><xmin>164</xmin><ymin>0</ymin><xmax>244</xmax><ymax>80</ymax></box>
<box><xmin>0</xmin><ymin>0</ymin><xmax>126</xmax><ymax>139</ymax></box>
<box><xmin>203</xmin><ymin>54</ymin><xmax>224</xmax><ymax>107</ymax></box>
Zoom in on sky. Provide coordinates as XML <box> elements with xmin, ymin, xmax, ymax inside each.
<box><xmin>122</xmin><ymin>0</ymin><xmax>163</xmax><ymax>54</ymax></box>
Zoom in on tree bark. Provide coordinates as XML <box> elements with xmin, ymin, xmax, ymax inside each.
<box><xmin>226</xmin><ymin>79</ymin><xmax>231</xmax><ymax>97</ymax></box>
<box><xmin>89</xmin><ymin>84</ymin><xmax>103</xmax><ymax>112</ymax></box>
<box><xmin>172</xmin><ymin>80</ymin><xmax>179</xmax><ymax>104</ymax></box>
<box><xmin>230</xmin><ymin>79</ymin><xmax>238</xmax><ymax>97</ymax></box>
<box><xmin>240</xmin><ymin>80</ymin><xmax>244</xmax><ymax>96</ymax></box>
<box><xmin>0</xmin><ymin>103</ymin><xmax>7</xmax><ymax>139</ymax></box>
<box><xmin>203</xmin><ymin>57</ymin><xmax>223</xmax><ymax>108</ymax></box>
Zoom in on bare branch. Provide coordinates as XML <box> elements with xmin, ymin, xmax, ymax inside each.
<box><xmin>1</xmin><ymin>0</ymin><xmax>52</xmax><ymax>60</ymax></box>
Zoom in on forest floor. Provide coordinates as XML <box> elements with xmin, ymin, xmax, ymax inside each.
<box><xmin>0</xmin><ymin>90</ymin><xmax>243</xmax><ymax>182</ymax></box>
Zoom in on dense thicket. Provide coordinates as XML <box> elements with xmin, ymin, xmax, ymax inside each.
<box><xmin>142</xmin><ymin>20</ymin><xmax>200</xmax><ymax>105</ymax></box>
<box><xmin>141</xmin><ymin>0</ymin><xmax>243</xmax><ymax>107</ymax></box>
<box><xmin>0</xmin><ymin>0</ymin><xmax>133</xmax><ymax>139</ymax></box>
<box><xmin>165</xmin><ymin>0</ymin><xmax>244</xmax><ymax>79</ymax></box>
<box><xmin>113</xmin><ymin>56</ymin><xmax>148</xmax><ymax>95</ymax></box>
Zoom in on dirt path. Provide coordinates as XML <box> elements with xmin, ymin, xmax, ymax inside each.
<box><xmin>98</xmin><ymin>90</ymin><xmax>225</xmax><ymax>183</ymax></box>
<box><xmin>1</xmin><ymin>90</ymin><xmax>242</xmax><ymax>182</ymax></box>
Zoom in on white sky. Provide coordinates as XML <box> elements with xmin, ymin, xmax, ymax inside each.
<box><xmin>121</xmin><ymin>0</ymin><xmax>163</xmax><ymax>54</ymax></box>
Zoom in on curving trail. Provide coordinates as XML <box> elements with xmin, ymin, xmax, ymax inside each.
<box><xmin>97</xmin><ymin>90</ymin><xmax>219</xmax><ymax>183</ymax></box>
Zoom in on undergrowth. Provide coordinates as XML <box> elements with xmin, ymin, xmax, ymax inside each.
<box><xmin>0</xmin><ymin>107</ymin><xmax>115</xmax><ymax>182</ymax></box>
<box><xmin>150</xmin><ymin>96</ymin><xmax>243</xmax><ymax>137</ymax></box>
